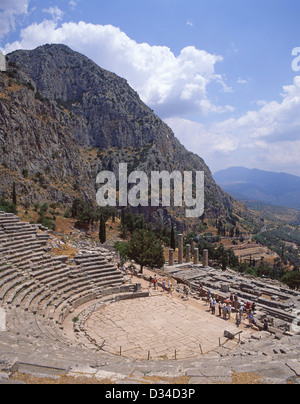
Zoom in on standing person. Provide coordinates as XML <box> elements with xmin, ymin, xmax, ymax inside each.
<box><xmin>162</xmin><ymin>279</ymin><xmax>166</xmax><ymax>292</ymax></box>
<box><xmin>223</xmin><ymin>304</ymin><xmax>228</xmax><ymax>320</ymax></box>
<box><xmin>149</xmin><ymin>276</ymin><xmax>153</xmax><ymax>288</ymax></box>
<box><xmin>153</xmin><ymin>275</ymin><xmax>158</xmax><ymax>290</ymax></box>
<box><xmin>246</xmin><ymin>301</ymin><xmax>251</xmax><ymax>315</ymax></box>
<box><xmin>263</xmin><ymin>318</ymin><xmax>269</xmax><ymax>331</ymax></box>
<box><xmin>249</xmin><ymin>312</ymin><xmax>256</xmax><ymax>328</ymax></box>
<box><xmin>207</xmin><ymin>291</ymin><xmax>211</xmax><ymax>305</ymax></box>
<box><xmin>236</xmin><ymin>310</ymin><xmax>242</xmax><ymax>327</ymax></box>
<box><xmin>240</xmin><ymin>302</ymin><xmax>244</xmax><ymax>316</ymax></box>
<box><xmin>211</xmin><ymin>298</ymin><xmax>216</xmax><ymax>315</ymax></box>
<box><xmin>234</xmin><ymin>294</ymin><xmax>239</xmax><ymax>311</ymax></box>
<box><xmin>227</xmin><ymin>303</ymin><xmax>232</xmax><ymax>320</ymax></box>
<box><xmin>197</xmin><ymin>282</ymin><xmax>202</xmax><ymax>297</ymax></box>
<box><xmin>209</xmin><ymin>297</ymin><xmax>213</xmax><ymax>313</ymax></box>
<box><xmin>218</xmin><ymin>301</ymin><xmax>223</xmax><ymax>317</ymax></box>
<box><xmin>185</xmin><ymin>285</ymin><xmax>190</xmax><ymax>300</ymax></box>
<box><xmin>169</xmin><ymin>283</ymin><xmax>174</xmax><ymax>296</ymax></box>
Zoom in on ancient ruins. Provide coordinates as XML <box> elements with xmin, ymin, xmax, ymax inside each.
<box><xmin>167</xmin><ymin>235</ymin><xmax>300</xmax><ymax>335</ymax></box>
<box><xmin>0</xmin><ymin>211</ymin><xmax>299</xmax><ymax>384</ymax></box>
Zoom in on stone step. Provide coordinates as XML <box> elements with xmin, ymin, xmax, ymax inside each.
<box><xmin>0</xmin><ymin>275</ymin><xmax>26</xmax><ymax>301</ymax></box>
<box><xmin>78</xmin><ymin>263</ymin><xmax>116</xmax><ymax>273</ymax></box>
<box><xmin>3</xmin><ymin>249</ymin><xmax>45</xmax><ymax>265</ymax></box>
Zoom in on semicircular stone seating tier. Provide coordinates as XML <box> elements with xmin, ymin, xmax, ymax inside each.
<box><xmin>0</xmin><ymin>211</ymin><xmax>125</xmax><ymax>347</ymax></box>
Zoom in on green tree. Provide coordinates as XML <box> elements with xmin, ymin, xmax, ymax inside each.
<box><xmin>0</xmin><ymin>197</ymin><xmax>17</xmax><ymax>214</ymax></box>
<box><xmin>114</xmin><ymin>241</ymin><xmax>129</xmax><ymax>263</ymax></box>
<box><xmin>99</xmin><ymin>214</ymin><xmax>107</xmax><ymax>244</ymax></box>
<box><xmin>281</xmin><ymin>270</ymin><xmax>300</xmax><ymax>290</ymax></box>
<box><xmin>37</xmin><ymin>203</ymin><xmax>56</xmax><ymax>231</ymax></box>
<box><xmin>170</xmin><ymin>222</ymin><xmax>176</xmax><ymax>250</ymax></box>
<box><xmin>127</xmin><ymin>229</ymin><xmax>165</xmax><ymax>273</ymax></box>
<box><xmin>12</xmin><ymin>182</ymin><xmax>17</xmax><ymax>206</ymax></box>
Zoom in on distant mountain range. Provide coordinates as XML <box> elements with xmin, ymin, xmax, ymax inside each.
<box><xmin>214</xmin><ymin>167</ymin><xmax>300</xmax><ymax>211</ymax></box>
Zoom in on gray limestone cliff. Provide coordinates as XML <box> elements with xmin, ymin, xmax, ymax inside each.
<box><xmin>0</xmin><ymin>44</ymin><xmax>238</xmax><ymax>228</ymax></box>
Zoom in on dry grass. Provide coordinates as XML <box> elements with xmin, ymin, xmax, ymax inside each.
<box><xmin>52</xmin><ymin>244</ymin><xmax>78</xmax><ymax>259</ymax></box>
<box><xmin>11</xmin><ymin>373</ymin><xmax>113</xmax><ymax>385</ymax></box>
<box><xmin>230</xmin><ymin>371</ymin><xmax>262</xmax><ymax>384</ymax></box>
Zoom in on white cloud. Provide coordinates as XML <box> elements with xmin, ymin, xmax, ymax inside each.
<box><xmin>166</xmin><ymin>76</ymin><xmax>300</xmax><ymax>176</ymax></box>
<box><xmin>4</xmin><ymin>19</ymin><xmax>231</xmax><ymax>118</ymax></box>
<box><xmin>69</xmin><ymin>1</ymin><xmax>78</xmax><ymax>10</ymax></box>
<box><xmin>237</xmin><ymin>77</ymin><xmax>248</xmax><ymax>85</ymax></box>
<box><xmin>43</xmin><ymin>7</ymin><xmax>64</xmax><ymax>22</ymax></box>
<box><xmin>0</xmin><ymin>0</ymin><xmax>30</xmax><ymax>40</ymax></box>
<box><xmin>3</xmin><ymin>12</ymin><xmax>300</xmax><ymax>175</ymax></box>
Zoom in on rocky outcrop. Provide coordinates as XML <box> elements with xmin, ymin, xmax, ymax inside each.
<box><xmin>0</xmin><ymin>69</ymin><xmax>94</xmax><ymax>205</ymax></box>
<box><xmin>1</xmin><ymin>44</ymin><xmax>238</xmax><ymax>225</ymax></box>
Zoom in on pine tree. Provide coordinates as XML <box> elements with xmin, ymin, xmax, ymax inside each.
<box><xmin>12</xmin><ymin>182</ymin><xmax>17</xmax><ymax>207</ymax></box>
<box><xmin>99</xmin><ymin>214</ymin><xmax>106</xmax><ymax>244</ymax></box>
<box><xmin>170</xmin><ymin>222</ymin><xmax>176</xmax><ymax>250</ymax></box>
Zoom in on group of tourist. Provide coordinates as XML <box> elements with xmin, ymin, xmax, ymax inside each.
<box><xmin>128</xmin><ymin>269</ymin><xmax>268</xmax><ymax>331</ymax></box>
<box><xmin>205</xmin><ymin>288</ymin><xmax>258</xmax><ymax>328</ymax></box>
<box><xmin>149</xmin><ymin>275</ymin><xmax>174</xmax><ymax>295</ymax></box>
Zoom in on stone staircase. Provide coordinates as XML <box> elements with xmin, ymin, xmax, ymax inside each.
<box><xmin>74</xmin><ymin>253</ymin><xmax>124</xmax><ymax>290</ymax></box>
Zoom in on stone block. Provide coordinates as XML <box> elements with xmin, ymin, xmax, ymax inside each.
<box><xmin>224</xmin><ymin>330</ymin><xmax>235</xmax><ymax>340</ymax></box>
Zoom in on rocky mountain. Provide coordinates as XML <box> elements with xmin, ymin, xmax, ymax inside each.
<box><xmin>0</xmin><ymin>44</ymin><xmax>242</xmax><ymax>230</ymax></box>
<box><xmin>214</xmin><ymin>167</ymin><xmax>300</xmax><ymax>211</ymax></box>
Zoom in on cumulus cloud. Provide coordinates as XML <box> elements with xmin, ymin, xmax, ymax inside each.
<box><xmin>4</xmin><ymin>19</ymin><xmax>231</xmax><ymax>118</ymax></box>
<box><xmin>42</xmin><ymin>7</ymin><xmax>64</xmax><ymax>22</ymax></box>
<box><xmin>0</xmin><ymin>0</ymin><xmax>30</xmax><ymax>40</ymax></box>
<box><xmin>166</xmin><ymin>76</ymin><xmax>300</xmax><ymax>175</ymax></box>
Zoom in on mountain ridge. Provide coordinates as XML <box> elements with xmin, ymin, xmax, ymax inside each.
<box><xmin>214</xmin><ymin>166</ymin><xmax>300</xmax><ymax>211</ymax></box>
<box><xmin>0</xmin><ymin>44</ymin><xmax>252</xmax><ymax>231</ymax></box>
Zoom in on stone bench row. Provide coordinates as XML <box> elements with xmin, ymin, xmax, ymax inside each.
<box><xmin>1</xmin><ymin>263</ymin><xmax>98</xmax><ymax>327</ymax></box>
<box><xmin>74</xmin><ymin>255</ymin><xmax>108</xmax><ymax>266</ymax></box>
<box><xmin>0</xmin><ymin>218</ymin><xmax>21</xmax><ymax>226</ymax></box>
<box><xmin>0</xmin><ymin>223</ymin><xmax>36</xmax><ymax>233</ymax></box>
<box><xmin>1</xmin><ymin>256</ymin><xmax>123</xmax><ymax>317</ymax></box>
<box><xmin>0</xmin><ymin>212</ymin><xmax>125</xmax><ymax>348</ymax></box>
<box><xmin>0</xmin><ymin>232</ymin><xmax>37</xmax><ymax>243</ymax></box>
<box><xmin>8</xmin><ymin>308</ymin><xmax>70</xmax><ymax>346</ymax></box>
<box><xmin>0</xmin><ymin>240</ymin><xmax>45</xmax><ymax>256</ymax></box>
<box><xmin>79</xmin><ymin>263</ymin><xmax>118</xmax><ymax>277</ymax></box>
<box><xmin>1</xmin><ymin>248</ymin><xmax>46</xmax><ymax>267</ymax></box>
<box><xmin>75</xmin><ymin>253</ymin><xmax>123</xmax><ymax>288</ymax></box>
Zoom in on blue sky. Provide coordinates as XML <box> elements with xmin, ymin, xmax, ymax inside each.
<box><xmin>1</xmin><ymin>0</ymin><xmax>300</xmax><ymax>176</ymax></box>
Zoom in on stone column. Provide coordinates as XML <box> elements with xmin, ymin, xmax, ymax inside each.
<box><xmin>203</xmin><ymin>249</ymin><xmax>209</xmax><ymax>267</ymax></box>
<box><xmin>194</xmin><ymin>248</ymin><xmax>199</xmax><ymax>265</ymax></box>
<box><xmin>186</xmin><ymin>244</ymin><xmax>191</xmax><ymax>263</ymax></box>
<box><xmin>178</xmin><ymin>234</ymin><xmax>183</xmax><ymax>264</ymax></box>
<box><xmin>169</xmin><ymin>249</ymin><xmax>174</xmax><ymax>266</ymax></box>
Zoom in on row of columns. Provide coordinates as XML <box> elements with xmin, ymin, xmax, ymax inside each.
<box><xmin>169</xmin><ymin>234</ymin><xmax>208</xmax><ymax>267</ymax></box>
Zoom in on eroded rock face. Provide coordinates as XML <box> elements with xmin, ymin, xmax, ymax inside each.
<box><xmin>8</xmin><ymin>44</ymin><xmax>177</xmax><ymax>150</ymax></box>
<box><xmin>0</xmin><ymin>44</ymin><xmax>236</xmax><ymax>226</ymax></box>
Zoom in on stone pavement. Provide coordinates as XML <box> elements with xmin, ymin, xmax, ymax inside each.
<box><xmin>84</xmin><ymin>290</ymin><xmax>256</xmax><ymax>361</ymax></box>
